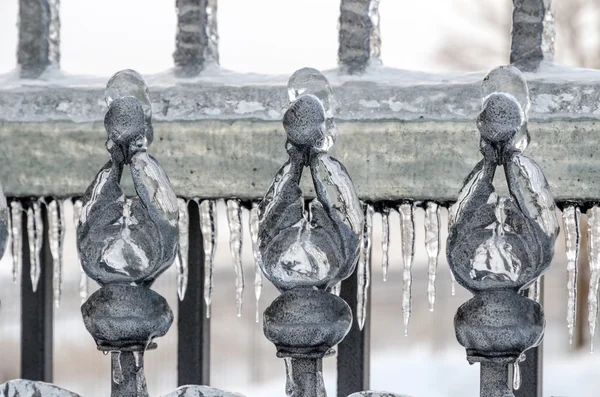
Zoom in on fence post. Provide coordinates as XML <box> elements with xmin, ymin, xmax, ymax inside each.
<box><xmin>510</xmin><ymin>0</ymin><xmax>554</xmax><ymax>71</ymax></box>
<box><xmin>20</xmin><ymin>200</ymin><xmax>54</xmax><ymax>382</ymax></box>
<box><xmin>18</xmin><ymin>0</ymin><xmax>60</xmax><ymax>78</ymax></box>
<box><xmin>447</xmin><ymin>66</ymin><xmax>559</xmax><ymax>397</ymax></box>
<box><xmin>337</xmin><ymin>264</ymin><xmax>371</xmax><ymax>397</ymax></box>
<box><xmin>174</xmin><ymin>0</ymin><xmax>219</xmax><ymax>77</ymax></box>
<box><xmin>178</xmin><ymin>200</ymin><xmax>211</xmax><ymax>386</ymax></box>
<box><xmin>258</xmin><ymin>68</ymin><xmax>364</xmax><ymax>397</ymax></box>
<box><xmin>338</xmin><ymin>0</ymin><xmax>381</xmax><ymax>74</ymax></box>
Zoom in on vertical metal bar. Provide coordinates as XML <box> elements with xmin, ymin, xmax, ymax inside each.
<box><xmin>514</xmin><ymin>281</ymin><xmax>544</xmax><ymax>397</ymax></box>
<box><xmin>337</xmin><ymin>264</ymin><xmax>371</xmax><ymax>397</ymax></box>
<box><xmin>174</xmin><ymin>0</ymin><xmax>219</xmax><ymax>77</ymax></box>
<box><xmin>20</xmin><ymin>201</ymin><xmax>53</xmax><ymax>381</ymax></box>
<box><xmin>178</xmin><ymin>200</ymin><xmax>210</xmax><ymax>385</ymax></box>
<box><xmin>510</xmin><ymin>0</ymin><xmax>554</xmax><ymax>71</ymax></box>
<box><xmin>18</xmin><ymin>0</ymin><xmax>60</xmax><ymax>78</ymax></box>
<box><xmin>338</xmin><ymin>0</ymin><xmax>381</xmax><ymax>74</ymax></box>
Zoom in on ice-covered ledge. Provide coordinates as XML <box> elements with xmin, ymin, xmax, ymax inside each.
<box><xmin>0</xmin><ymin>63</ymin><xmax>599</xmax><ymax>200</ymax></box>
<box><xmin>2</xmin><ymin>63</ymin><xmax>600</xmax><ymax>122</ymax></box>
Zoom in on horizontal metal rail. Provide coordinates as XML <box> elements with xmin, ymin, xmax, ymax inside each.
<box><xmin>0</xmin><ymin>66</ymin><xmax>599</xmax><ymax>200</ymax></box>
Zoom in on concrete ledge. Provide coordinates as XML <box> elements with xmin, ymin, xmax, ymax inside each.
<box><xmin>0</xmin><ymin>64</ymin><xmax>599</xmax><ymax>199</ymax></box>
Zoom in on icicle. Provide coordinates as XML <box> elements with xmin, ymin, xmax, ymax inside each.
<box><xmin>563</xmin><ymin>206</ymin><xmax>581</xmax><ymax>345</ymax></box>
<box><xmin>226</xmin><ymin>199</ymin><xmax>244</xmax><ymax>317</ymax></box>
<box><xmin>199</xmin><ymin>200</ymin><xmax>217</xmax><ymax>318</ymax></box>
<box><xmin>27</xmin><ymin>201</ymin><xmax>43</xmax><ymax>292</ymax></box>
<box><xmin>399</xmin><ymin>203</ymin><xmax>415</xmax><ymax>336</ymax></box>
<box><xmin>10</xmin><ymin>201</ymin><xmax>23</xmax><ymax>284</ymax></box>
<box><xmin>249</xmin><ymin>203</ymin><xmax>262</xmax><ymax>323</ymax></box>
<box><xmin>331</xmin><ymin>281</ymin><xmax>341</xmax><ymax>296</ymax></box>
<box><xmin>26</xmin><ymin>207</ymin><xmax>36</xmax><ymax>288</ymax></box>
<box><xmin>284</xmin><ymin>357</ymin><xmax>294</xmax><ymax>397</ymax></box>
<box><xmin>587</xmin><ymin>206</ymin><xmax>600</xmax><ymax>352</ymax></box>
<box><xmin>176</xmin><ymin>198</ymin><xmax>189</xmax><ymax>301</ymax></box>
<box><xmin>447</xmin><ymin>208</ymin><xmax>457</xmax><ymax>296</ymax></box>
<box><xmin>528</xmin><ymin>278</ymin><xmax>541</xmax><ymax>303</ymax></box>
<box><xmin>73</xmin><ymin>200</ymin><xmax>87</xmax><ymax>303</ymax></box>
<box><xmin>513</xmin><ymin>353</ymin><xmax>526</xmax><ymax>390</ymax></box>
<box><xmin>424</xmin><ymin>202</ymin><xmax>441</xmax><ymax>312</ymax></box>
<box><xmin>48</xmin><ymin>199</ymin><xmax>65</xmax><ymax>308</ymax></box>
<box><xmin>357</xmin><ymin>204</ymin><xmax>374</xmax><ymax>331</ymax></box>
<box><xmin>133</xmin><ymin>351</ymin><xmax>142</xmax><ymax>369</ymax></box>
<box><xmin>381</xmin><ymin>208</ymin><xmax>390</xmax><ymax>282</ymax></box>
<box><xmin>112</xmin><ymin>351</ymin><xmax>124</xmax><ymax>385</ymax></box>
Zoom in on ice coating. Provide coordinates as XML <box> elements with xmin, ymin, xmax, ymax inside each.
<box><xmin>469</xmin><ymin>197</ymin><xmax>522</xmax><ymax>283</ymax></box>
<box><xmin>177</xmin><ymin>198</ymin><xmax>189</xmax><ymax>301</ymax></box>
<box><xmin>287</xmin><ymin>68</ymin><xmax>338</xmax><ymax>152</ymax></box>
<box><xmin>447</xmin><ymin>66</ymin><xmax>558</xmax><ymax>293</ymax></box>
<box><xmin>357</xmin><ymin>203</ymin><xmax>374</xmax><ymax>330</ymax></box>
<box><xmin>381</xmin><ymin>209</ymin><xmax>390</xmax><ymax>282</ymax></box>
<box><xmin>0</xmin><ymin>185</ymin><xmax>7</xmax><ymax>265</ymax></box>
<box><xmin>249</xmin><ymin>203</ymin><xmax>262</xmax><ymax>323</ymax></box>
<box><xmin>481</xmin><ymin>65</ymin><xmax>530</xmax><ymax>152</ymax></box>
<box><xmin>27</xmin><ymin>201</ymin><xmax>43</xmax><ymax>292</ymax></box>
<box><xmin>588</xmin><ymin>206</ymin><xmax>600</xmax><ymax>352</ymax></box>
<box><xmin>226</xmin><ymin>199</ymin><xmax>244</xmax><ymax>317</ymax></box>
<box><xmin>331</xmin><ymin>282</ymin><xmax>341</xmax><ymax>296</ymax></box>
<box><xmin>399</xmin><ymin>203</ymin><xmax>414</xmax><ymax>335</ymax></box>
<box><xmin>10</xmin><ymin>201</ymin><xmax>23</xmax><ymax>284</ymax></box>
<box><xmin>105</xmin><ymin>69</ymin><xmax>153</xmax><ymax>148</ymax></box>
<box><xmin>72</xmin><ymin>199</ymin><xmax>87</xmax><ymax>302</ymax></box>
<box><xmin>258</xmin><ymin>67</ymin><xmax>363</xmax><ymax>293</ymax></box>
<box><xmin>48</xmin><ymin>199</ymin><xmax>65</xmax><ymax>308</ymax></box>
<box><xmin>425</xmin><ymin>202</ymin><xmax>440</xmax><ymax>311</ymax></box>
<box><xmin>199</xmin><ymin>199</ymin><xmax>217</xmax><ymax>318</ymax></box>
<box><xmin>563</xmin><ymin>206</ymin><xmax>581</xmax><ymax>344</ymax></box>
<box><xmin>77</xmin><ymin>92</ymin><xmax>178</xmax><ymax>287</ymax></box>
<box><xmin>513</xmin><ymin>353</ymin><xmax>526</xmax><ymax>390</ymax></box>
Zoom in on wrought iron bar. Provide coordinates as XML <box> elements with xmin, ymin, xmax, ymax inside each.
<box><xmin>178</xmin><ymin>199</ymin><xmax>211</xmax><ymax>386</ymax></box>
<box><xmin>338</xmin><ymin>0</ymin><xmax>381</xmax><ymax>74</ymax></box>
<box><xmin>337</xmin><ymin>264</ymin><xmax>371</xmax><ymax>397</ymax></box>
<box><xmin>17</xmin><ymin>0</ymin><xmax>59</xmax><ymax>78</ymax></box>
<box><xmin>258</xmin><ymin>67</ymin><xmax>364</xmax><ymax>397</ymax></box>
<box><xmin>510</xmin><ymin>0</ymin><xmax>554</xmax><ymax>71</ymax></box>
<box><xmin>20</xmin><ymin>200</ymin><xmax>54</xmax><ymax>382</ymax></box>
<box><xmin>447</xmin><ymin>65</ymin><xmax>559</xmax><ymax>397</ymax></box>
<box><xmin>174</xmin><ymin>0</ymin><xmax>219</xmax><ymax>77</ymax></box>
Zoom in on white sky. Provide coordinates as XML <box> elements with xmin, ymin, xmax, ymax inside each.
<box><xmin>0</xmin><ymin>0</ymin><xmax>591</xmax><ymax>76</ymax></box>
<box><xmin>0</xmin><ymin>0</ymin><xmax>498</xmax><ymax>77</ymax></box>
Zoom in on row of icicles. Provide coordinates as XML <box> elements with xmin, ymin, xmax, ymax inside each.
<box><xmin>4</xmin><ymin>199</ymin><xmax>597</xmax><ymax>349</ymax></box>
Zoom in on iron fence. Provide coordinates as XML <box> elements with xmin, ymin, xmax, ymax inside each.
<box><xmin>0</xmin><ymin>1</ymin><xmax>597</xmax><ymax>397</ymax></box>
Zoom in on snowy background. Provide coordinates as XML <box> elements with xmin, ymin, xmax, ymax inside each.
<box><xmin>1</xmin><ymin>0</ymin><xmax>600</xmax><ymax>396</ymax></box>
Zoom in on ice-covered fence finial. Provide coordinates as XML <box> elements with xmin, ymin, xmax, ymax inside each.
<box><xmin>447</xmin><ymin>65</ymin><xmax>559</xmax><ymax>397</ymax></box>
<box><xmin>258</xmin><ymin>67</ymin><xmax>363</xmax><ymax>397</ymax></box>
<box><xmin>77</xmin><ymin>69</ymin><xmax>178</xmax><ymax>397</ymax></box>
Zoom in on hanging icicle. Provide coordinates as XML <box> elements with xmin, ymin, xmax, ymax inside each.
<box><xmin>398</xmin><ymin>203</ymin><xmax>415</xmax><ymax>336</ymax></box>
<box><xmin>447</xmin><ymin>206</ymin><xmax>457</xmax><ymax>296</ymax></box>
<box><xmin>424</xmin><ymin>202</ymin><xmax>441</xmax><ymax>312</ymax></box>
<box><xmin>10</xmin><ymin>201</ymin><xmax>23</xmax><ymax>284</ymax></box>
<box><xmin>513</xmin><ymin>352</ymin><xmax>526</xmax><ymax>390</ymax></box>
<box><xmin>331</xmin><ymin>282</ymin><xmax>341</xmax><ymax>296</ymax></box>
<box><xmin>357</xmin><ymin>203</ymin><xmax>374</xmax><ymax>331</ymax></box>
<box><xmin>48</xmin><ymin>199</ymin><xmax>65</xmax><ymax>308</ymax></box>
<box><xmin>199</xmin><ymin>199</ymin><xmax>217</xmax><ymax>318</ymax></box>
<box><xmin>72</xmin><ymin>199</ymin><xmax>87</xmax><ymax>303</ymax></box>
<box><xmin>381</xmin><ymin>208</ymin><xmax>390</xmax><ymax>282</ymax></box>
<box><xmin>563</xmin><ymin>206</ymin><xmax>581</xmax><ymax>345</ymax></box>
<box><xmin>26</xmin><ymin>201</ymin><xmax>43</xmax><ymax>292</ymax></box>
<box><xmin>249</xmin><ymin>203</ymin><xmax>262</xmax><ymax>323</ymax></box>
<box><xmin>176</xmin><ymin>198</ymin><xmax>190</xmax><ymax>301</ymax></box>
<box><xmin>226</xmin><ymin>199</ymin><xmax>244</xmax><ymax>317</ymax></box>
<box><xmin>587</xmin><ymin>206</ymin><xmax>600</xmax><ymax>352</ymax></box>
